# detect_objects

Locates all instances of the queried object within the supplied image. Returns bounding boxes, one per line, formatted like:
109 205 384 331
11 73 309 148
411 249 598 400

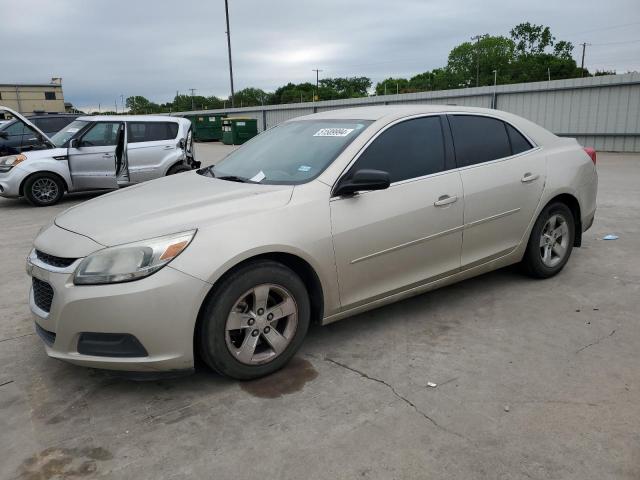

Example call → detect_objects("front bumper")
0 165 28 198
27 252 211 372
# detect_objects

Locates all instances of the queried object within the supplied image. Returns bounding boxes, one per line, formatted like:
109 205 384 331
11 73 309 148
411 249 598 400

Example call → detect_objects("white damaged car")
0 107 199 206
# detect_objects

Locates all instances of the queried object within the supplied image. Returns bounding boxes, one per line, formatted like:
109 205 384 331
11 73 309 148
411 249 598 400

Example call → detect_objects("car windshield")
210 119 372 184
50 120 90 147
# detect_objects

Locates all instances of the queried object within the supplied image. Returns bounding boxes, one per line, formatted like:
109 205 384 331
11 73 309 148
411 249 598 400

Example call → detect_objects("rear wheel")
24 173 64 207
522 202 575 278
198 260 310 380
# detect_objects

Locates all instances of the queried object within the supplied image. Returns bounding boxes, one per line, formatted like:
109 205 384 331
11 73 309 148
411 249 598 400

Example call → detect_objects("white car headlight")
0 154 26 172
74 230 196 285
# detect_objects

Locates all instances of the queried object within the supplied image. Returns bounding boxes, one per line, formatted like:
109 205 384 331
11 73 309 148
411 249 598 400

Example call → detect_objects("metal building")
0 78 66 116
173 73 640 152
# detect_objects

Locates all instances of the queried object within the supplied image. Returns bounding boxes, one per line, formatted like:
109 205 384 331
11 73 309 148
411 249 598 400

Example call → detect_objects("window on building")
44 92 56 100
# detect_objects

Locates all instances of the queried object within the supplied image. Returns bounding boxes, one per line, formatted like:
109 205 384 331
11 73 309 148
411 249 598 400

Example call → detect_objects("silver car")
26 105 597 379
0 107 198 206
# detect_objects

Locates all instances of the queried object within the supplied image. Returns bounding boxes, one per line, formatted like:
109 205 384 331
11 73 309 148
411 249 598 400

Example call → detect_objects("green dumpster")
222 117 258 145
184 114 226 141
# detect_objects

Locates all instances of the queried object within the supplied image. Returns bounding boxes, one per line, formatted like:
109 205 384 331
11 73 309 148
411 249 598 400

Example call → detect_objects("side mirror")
0 131 8 139
334 169 391 196
69 138 79 149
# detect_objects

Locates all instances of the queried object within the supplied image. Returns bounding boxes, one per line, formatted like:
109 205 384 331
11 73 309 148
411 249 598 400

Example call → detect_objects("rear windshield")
211 120 372 185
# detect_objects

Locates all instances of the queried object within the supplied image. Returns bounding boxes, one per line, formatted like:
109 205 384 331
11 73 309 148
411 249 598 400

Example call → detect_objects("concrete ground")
0 149 638 480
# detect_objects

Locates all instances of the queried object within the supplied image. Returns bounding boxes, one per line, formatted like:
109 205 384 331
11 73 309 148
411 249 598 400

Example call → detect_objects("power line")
566 21 640 36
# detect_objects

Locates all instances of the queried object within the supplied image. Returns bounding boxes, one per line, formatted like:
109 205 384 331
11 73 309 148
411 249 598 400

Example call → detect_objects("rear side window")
506 123 533 154
449 115 512 167
352 116 446 183
127 122 179 143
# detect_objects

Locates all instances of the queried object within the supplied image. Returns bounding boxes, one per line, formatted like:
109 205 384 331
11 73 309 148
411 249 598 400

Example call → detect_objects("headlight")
73 230 196 285
0 154 26 172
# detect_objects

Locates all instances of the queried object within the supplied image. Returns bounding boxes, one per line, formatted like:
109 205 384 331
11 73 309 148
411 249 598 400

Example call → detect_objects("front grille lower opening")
32 278 54 313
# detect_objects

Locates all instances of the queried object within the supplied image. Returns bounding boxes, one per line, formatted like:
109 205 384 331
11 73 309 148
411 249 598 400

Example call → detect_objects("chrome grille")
35 250 77 268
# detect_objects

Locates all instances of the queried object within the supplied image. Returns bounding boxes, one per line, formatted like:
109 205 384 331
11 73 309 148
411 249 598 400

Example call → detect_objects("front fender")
15 158 72 193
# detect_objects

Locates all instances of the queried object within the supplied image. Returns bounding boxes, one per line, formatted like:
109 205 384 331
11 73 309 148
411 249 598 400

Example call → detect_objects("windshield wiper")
217 175 258 184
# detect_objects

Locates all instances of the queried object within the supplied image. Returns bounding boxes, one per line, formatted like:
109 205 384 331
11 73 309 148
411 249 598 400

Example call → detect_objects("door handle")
162 145 173 150
521 173 539 183
434 195 458 207
102 153 113 158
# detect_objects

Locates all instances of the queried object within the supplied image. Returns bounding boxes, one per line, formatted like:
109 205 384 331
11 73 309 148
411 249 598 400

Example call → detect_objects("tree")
233 87 271 107
126 96 160 114
375 77 410 95
447 35 515 87
510 22 554 56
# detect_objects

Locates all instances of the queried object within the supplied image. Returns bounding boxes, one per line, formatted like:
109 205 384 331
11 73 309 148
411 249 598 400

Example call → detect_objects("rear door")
330 115 464 309
126 121 180 182
67 121 121 190
448 114 546 268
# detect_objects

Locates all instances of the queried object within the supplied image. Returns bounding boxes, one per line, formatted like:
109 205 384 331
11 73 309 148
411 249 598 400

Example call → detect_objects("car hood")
54 171 294 246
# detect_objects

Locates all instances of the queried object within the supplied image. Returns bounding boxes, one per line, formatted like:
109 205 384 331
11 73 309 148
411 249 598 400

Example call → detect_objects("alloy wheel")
539 214 570 268
225 283 298 365
31 178 59 204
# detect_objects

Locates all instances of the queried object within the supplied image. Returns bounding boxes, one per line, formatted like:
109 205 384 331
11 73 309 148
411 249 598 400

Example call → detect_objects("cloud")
1 0 638 110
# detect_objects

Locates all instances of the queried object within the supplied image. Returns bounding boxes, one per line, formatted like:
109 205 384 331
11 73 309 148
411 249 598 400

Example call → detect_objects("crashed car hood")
55 171 294 246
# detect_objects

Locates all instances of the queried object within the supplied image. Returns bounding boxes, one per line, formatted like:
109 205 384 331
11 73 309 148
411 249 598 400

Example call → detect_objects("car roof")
76 115 185 123
294 104 558 146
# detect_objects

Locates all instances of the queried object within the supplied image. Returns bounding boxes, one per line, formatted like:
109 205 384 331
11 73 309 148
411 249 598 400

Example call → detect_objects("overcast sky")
1 0 639 111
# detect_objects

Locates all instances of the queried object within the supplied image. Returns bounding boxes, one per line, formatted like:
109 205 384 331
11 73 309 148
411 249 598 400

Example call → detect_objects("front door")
68 122 122 191
330 116 464 309
448 114 547 267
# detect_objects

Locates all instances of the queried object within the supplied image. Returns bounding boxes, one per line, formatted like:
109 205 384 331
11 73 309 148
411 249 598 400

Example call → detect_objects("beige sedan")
26 105 598 379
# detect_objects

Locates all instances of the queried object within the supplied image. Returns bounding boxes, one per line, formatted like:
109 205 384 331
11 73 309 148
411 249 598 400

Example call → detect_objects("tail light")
583 147 597 165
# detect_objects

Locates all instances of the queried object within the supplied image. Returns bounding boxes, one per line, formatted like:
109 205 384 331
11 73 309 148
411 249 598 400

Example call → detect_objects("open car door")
67 122 123 191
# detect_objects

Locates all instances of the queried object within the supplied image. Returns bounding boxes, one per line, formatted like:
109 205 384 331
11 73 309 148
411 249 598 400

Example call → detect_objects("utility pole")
312 69 322 101
115 100 118 114
579 42 591 76
120 94 125 112
492 70 497 109
471 35 482 87
224 0 235 107
189 88 196 110
396 83 399 95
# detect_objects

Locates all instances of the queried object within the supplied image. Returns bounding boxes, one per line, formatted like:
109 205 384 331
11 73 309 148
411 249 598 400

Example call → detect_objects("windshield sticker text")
313 128 354 137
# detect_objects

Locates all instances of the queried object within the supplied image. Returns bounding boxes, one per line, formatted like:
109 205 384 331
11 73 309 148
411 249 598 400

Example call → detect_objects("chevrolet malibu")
26 105 597 380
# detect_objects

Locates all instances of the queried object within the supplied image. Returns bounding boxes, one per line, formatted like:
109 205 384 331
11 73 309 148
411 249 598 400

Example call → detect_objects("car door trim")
349 208 520 265
463 207 521 229
351 224 465 264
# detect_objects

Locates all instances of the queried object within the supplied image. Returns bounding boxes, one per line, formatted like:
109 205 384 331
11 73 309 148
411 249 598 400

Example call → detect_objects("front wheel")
198 260 310 380
167 163 192 175
24 173 64 207
521 202 575 278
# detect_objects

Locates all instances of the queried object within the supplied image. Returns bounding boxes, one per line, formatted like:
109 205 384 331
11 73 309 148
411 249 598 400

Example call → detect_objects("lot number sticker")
314 128 354 137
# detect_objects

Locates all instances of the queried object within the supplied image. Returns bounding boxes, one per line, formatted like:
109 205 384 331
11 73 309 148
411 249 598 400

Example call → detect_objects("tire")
23 173 64 207
167 163 192 175
521 202 575 278
198 260 310 380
